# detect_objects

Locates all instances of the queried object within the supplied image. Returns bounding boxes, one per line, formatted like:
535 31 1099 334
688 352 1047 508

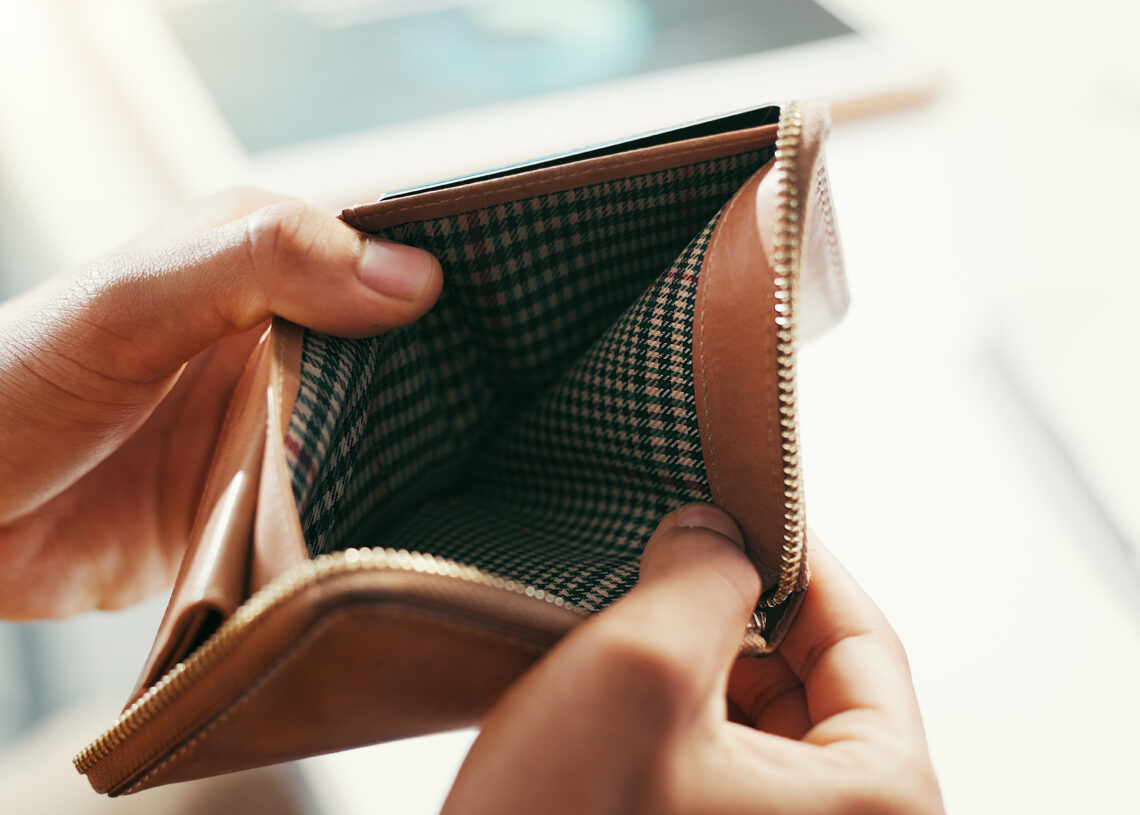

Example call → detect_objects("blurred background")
1 0 1138 812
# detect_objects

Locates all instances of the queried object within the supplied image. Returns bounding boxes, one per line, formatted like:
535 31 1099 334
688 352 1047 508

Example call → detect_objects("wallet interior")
286 146 775 611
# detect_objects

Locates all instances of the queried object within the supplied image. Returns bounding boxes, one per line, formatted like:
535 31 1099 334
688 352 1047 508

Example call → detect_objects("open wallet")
75 100 848 795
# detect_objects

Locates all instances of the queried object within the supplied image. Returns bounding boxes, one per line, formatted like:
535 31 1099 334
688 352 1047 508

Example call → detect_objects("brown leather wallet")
74 100 847 795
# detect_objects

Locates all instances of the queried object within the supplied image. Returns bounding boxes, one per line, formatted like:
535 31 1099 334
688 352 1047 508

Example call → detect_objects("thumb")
0 200 440 521
54 200 441 382
580 504 762 704
440 509 759 815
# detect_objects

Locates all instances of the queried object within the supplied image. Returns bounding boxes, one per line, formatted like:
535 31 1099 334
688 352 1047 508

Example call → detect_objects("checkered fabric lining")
285 146 774 612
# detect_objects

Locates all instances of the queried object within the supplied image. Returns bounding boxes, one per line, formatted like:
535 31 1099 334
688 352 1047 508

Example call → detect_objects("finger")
780 531 926 743
0 202 441 521
56 200 442 383
568 504 761 718
727 656 811 739
441 505 761 815
635 503 761 675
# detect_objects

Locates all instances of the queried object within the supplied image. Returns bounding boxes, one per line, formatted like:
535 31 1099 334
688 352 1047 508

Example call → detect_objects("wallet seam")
814 163 846 312
699 189 751 508
345 127 777 231
124 616 329 794
123 601 550 794
269 329 288 549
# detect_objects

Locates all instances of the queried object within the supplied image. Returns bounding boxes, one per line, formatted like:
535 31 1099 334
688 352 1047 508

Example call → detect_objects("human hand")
0 189 441 619
443 505 944 815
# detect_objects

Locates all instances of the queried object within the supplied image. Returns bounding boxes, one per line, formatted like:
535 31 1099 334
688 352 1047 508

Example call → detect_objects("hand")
443 505 944 815
0 189 441 619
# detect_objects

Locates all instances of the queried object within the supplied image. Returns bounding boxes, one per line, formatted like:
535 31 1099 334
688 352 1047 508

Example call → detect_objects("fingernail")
360 239 436 301
674 504 745 547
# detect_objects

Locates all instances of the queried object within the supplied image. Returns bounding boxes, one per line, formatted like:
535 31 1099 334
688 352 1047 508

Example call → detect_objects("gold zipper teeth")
73 547 575 775
764 101 808 609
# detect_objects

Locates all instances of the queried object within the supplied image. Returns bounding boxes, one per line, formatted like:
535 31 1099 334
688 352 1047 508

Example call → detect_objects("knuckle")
577 622 704 719
644 524 759 609
799 621 907 685
243 201 324 274
889 629 914 671
867 778 945 815
843 743 945 815
890 749 945 815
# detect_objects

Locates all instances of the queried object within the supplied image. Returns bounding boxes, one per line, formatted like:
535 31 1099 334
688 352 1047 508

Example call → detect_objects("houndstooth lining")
285 147 774 611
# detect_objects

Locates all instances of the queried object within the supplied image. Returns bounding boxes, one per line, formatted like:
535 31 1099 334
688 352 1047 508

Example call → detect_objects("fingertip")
359 238 442 305
598 504 760 686
639 503 760 611
231 204 444 339
643 504 748 568
673 503 744 547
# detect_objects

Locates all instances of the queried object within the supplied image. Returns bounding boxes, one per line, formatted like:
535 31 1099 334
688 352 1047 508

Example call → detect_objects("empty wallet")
75 100 848 795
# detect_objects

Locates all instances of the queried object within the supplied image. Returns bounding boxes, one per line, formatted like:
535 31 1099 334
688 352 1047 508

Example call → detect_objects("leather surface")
692 164 786 595
126 610 547 792
133 323 308 700
342 123 779 231
87 570 580 795
250 321 308 592
798 116 849 341
130 330 274 701
691 101 841 650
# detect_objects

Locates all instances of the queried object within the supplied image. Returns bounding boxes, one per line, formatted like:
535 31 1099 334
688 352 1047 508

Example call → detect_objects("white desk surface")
2 1 1139 813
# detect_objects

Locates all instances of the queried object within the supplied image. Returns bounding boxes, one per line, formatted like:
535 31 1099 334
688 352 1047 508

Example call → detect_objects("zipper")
75 101 810 778
73 547 579 775
763 100 809 608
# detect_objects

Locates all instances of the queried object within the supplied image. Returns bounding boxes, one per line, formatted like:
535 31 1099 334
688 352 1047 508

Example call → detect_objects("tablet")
74 0 937 205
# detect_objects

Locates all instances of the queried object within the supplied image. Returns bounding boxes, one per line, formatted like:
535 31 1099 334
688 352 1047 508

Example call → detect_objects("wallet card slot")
128 335 273 701
379 104 780 201
343 122 780 232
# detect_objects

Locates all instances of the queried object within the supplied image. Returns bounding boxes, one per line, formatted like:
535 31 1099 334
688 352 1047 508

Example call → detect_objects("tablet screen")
162 0 853 153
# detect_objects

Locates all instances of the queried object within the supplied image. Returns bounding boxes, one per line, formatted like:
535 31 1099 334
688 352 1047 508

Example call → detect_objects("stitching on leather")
273 330 284 432
272 328 311 556
124 602 550 794
348 129 777 229
124 623 326 794
813 163 846 310
814 164 842 282
271 330 288 548
352 131 768 223
699 186 750 508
